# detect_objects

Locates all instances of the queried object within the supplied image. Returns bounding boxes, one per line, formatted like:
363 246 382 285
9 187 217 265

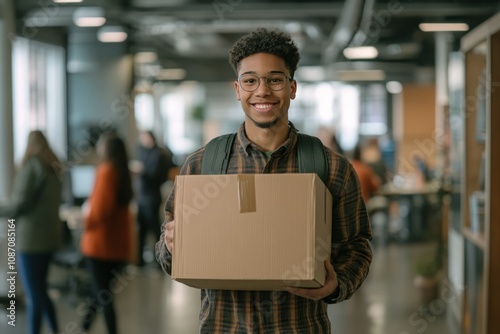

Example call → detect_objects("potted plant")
413 242 444 304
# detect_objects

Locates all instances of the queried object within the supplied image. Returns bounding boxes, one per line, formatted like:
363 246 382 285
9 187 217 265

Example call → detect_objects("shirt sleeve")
322 158 373 304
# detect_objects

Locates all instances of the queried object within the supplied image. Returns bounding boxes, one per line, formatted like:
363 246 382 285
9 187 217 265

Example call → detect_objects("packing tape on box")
237 174 256 213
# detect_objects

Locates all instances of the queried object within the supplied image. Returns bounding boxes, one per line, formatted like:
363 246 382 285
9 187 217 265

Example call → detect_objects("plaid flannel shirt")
156 122 372 334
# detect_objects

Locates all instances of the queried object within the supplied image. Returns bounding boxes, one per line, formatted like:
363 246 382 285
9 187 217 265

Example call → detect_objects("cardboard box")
172 173 332 290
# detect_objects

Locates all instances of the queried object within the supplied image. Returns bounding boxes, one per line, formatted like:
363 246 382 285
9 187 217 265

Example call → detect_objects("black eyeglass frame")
237 74 293 92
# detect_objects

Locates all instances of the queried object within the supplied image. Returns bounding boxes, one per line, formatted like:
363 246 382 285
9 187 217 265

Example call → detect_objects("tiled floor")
0 242 451 334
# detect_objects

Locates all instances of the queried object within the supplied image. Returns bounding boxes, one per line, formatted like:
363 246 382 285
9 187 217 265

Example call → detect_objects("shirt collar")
237 121 299 157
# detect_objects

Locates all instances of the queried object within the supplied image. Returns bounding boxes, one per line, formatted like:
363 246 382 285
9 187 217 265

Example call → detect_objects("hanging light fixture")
419 23 469 32
97 26 128 43
53 0 83 3
73 7 106 27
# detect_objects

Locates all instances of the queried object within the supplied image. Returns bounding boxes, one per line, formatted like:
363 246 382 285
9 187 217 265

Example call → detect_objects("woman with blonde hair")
0 130 62 334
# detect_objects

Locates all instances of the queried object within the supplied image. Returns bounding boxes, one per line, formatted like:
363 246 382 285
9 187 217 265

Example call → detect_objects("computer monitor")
70 165 96 205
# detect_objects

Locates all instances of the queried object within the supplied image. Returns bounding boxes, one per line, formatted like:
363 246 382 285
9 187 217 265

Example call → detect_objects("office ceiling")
11 0 500 82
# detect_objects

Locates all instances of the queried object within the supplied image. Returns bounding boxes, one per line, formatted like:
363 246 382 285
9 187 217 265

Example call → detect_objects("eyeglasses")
238 74 292 92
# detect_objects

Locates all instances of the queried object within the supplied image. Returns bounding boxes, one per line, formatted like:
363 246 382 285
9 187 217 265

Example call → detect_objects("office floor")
0 241 452 334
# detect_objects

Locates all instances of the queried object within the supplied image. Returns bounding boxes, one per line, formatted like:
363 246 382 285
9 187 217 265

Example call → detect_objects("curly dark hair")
228 28 301 78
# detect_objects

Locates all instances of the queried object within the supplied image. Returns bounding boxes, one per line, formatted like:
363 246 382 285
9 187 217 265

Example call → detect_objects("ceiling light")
53 0 83 3
295 66 325 81
386 81 403 94
97 26 128 43
343 46 378 59
156 68 186 80
335 70 385 81
419 23 469 32
73 7 106 27
135 52 158 63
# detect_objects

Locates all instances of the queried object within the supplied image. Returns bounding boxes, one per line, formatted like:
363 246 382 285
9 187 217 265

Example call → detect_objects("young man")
156 28 372 333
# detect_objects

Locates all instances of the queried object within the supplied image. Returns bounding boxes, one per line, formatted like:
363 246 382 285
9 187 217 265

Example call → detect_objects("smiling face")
234 53 297 132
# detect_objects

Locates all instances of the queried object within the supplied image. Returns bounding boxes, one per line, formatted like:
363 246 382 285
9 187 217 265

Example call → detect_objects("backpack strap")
296 133 329 185
201 133 237 175
201 132 329 185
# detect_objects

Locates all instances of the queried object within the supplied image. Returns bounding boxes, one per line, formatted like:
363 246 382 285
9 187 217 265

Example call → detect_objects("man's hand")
285 260 338 300
165 220 175 254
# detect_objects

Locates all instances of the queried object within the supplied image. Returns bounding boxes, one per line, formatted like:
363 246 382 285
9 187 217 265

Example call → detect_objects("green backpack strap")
201 132 329 185
201 133 237 175
296 133 329 185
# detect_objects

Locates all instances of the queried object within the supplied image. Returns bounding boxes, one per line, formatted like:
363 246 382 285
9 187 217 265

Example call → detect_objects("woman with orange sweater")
80 134 133 334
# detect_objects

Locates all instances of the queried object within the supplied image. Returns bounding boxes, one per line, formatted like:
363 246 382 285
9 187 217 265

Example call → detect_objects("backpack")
201 133 329 185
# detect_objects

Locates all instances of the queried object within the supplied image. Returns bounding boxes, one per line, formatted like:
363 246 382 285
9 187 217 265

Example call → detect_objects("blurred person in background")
328 133 344 155
317 126 344 154
362 137 388 185
0 130 62 334
80 133 133 334
156 28 372 333
136 130 173 267
350 144 381 203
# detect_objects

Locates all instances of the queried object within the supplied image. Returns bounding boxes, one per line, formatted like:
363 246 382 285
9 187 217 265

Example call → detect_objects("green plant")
414 241 445 278
191 104 205 121
414 255 441 278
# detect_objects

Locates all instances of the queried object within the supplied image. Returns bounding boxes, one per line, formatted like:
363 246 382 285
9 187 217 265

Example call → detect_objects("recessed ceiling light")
97 26 128 43
419 23 469 32
157 68 186 80
135 52 158 63
335 70 385 81
53 0 83 3
73 7 106 27
295 66 325 81
343 46 378 59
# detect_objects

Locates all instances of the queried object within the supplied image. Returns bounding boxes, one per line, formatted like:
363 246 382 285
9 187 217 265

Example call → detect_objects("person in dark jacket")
136 131 173 267
0 130 62 334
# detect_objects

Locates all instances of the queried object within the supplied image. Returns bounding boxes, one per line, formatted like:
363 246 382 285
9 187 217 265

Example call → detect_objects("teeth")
254 104 273 109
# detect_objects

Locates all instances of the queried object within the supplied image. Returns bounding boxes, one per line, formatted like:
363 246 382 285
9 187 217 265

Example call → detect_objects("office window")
161 92 187 154
359 84 388 136
12 37 66 163
134 93 155 130
290 82 359 151
337 84 360 151
159 82 205 157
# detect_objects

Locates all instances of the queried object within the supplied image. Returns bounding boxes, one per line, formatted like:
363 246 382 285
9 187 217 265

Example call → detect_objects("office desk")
59 205 85 230
379 182 442 242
